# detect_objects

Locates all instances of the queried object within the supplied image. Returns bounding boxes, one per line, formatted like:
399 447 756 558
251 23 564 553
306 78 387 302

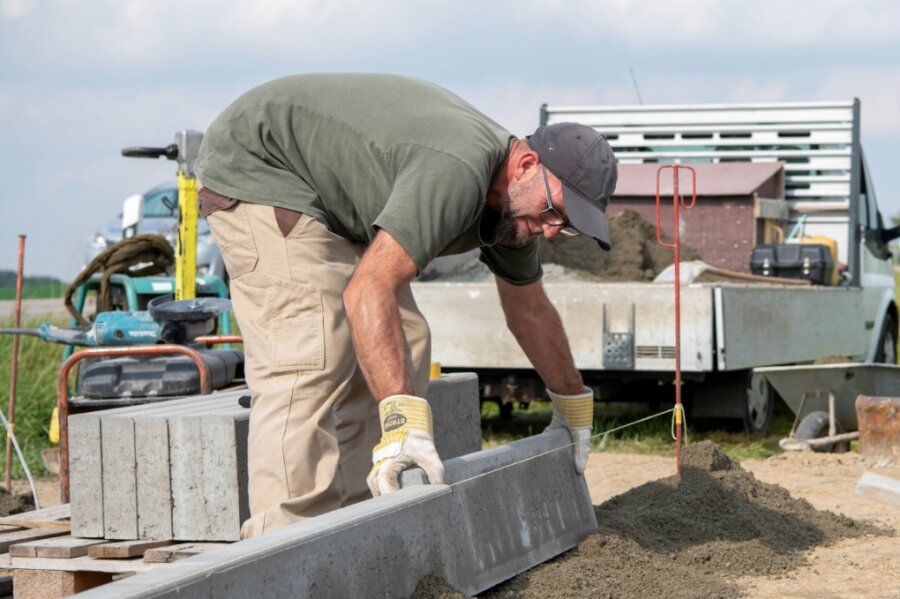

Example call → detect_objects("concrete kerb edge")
71 484 449 599
73 430 596 598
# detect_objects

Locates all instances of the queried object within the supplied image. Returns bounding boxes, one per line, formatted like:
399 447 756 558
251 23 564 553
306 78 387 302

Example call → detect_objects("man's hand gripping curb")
545 387 594 474
367 395 444 496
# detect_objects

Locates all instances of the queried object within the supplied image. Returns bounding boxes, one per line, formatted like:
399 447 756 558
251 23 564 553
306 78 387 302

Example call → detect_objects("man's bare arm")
495 276 584 394
343 230 419 400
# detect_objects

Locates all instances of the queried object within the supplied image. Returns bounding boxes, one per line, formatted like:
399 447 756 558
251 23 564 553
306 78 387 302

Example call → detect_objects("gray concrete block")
71 390 251 542
200 414 249 541
135 417 172 540
100 417 137 540
73 429 596 598
169 415 206 541
69 415 104 538
427 372 481 460
135 397 245 541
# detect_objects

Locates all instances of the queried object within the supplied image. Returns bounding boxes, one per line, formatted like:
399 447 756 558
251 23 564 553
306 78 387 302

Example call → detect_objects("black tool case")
75 348 244 401
750 243 835 285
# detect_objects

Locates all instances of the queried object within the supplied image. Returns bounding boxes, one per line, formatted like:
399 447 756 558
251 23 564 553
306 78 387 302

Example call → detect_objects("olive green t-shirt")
195 73 541 284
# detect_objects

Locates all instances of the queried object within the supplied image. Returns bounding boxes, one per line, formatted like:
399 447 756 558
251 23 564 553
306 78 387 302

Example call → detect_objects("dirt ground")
580 449 900 599
10 451 900 599
7 477 59 511
415 445 899 599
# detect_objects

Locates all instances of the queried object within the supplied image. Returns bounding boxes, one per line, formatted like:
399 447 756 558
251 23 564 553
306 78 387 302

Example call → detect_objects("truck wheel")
874 313 897 364
744 371 774 435
794 411 850 453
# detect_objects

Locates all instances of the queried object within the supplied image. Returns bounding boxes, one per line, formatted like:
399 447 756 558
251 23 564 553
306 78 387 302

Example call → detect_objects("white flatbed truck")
412 100 898 433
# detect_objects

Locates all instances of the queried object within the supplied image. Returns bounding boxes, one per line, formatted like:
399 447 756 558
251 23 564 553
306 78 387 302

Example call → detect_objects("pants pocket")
208 203 259 279
261 276 325 372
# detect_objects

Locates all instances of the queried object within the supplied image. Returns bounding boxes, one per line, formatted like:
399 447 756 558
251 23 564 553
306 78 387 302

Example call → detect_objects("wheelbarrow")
754 362 900 452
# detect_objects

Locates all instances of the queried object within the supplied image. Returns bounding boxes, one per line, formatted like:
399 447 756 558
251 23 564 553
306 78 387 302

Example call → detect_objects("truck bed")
411 281 867 374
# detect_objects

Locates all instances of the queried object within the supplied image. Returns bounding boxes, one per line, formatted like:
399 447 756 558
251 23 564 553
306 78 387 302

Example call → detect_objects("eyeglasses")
538 167 580 237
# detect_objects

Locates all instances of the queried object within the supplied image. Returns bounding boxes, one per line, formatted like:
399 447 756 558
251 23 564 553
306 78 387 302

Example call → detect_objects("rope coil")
64 234 174 326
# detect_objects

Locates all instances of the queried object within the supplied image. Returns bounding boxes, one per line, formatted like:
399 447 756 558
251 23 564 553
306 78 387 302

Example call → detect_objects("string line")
441 407 680 490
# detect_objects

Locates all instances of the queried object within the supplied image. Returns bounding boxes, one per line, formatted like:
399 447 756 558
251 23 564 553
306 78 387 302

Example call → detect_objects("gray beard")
493 189 532 248
494 214 531 248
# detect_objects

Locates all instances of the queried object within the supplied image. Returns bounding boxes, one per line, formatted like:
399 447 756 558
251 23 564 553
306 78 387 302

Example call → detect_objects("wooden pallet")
0 504 231 599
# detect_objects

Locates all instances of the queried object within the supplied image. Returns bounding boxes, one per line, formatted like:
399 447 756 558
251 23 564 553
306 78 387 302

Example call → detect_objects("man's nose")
541 222 560 239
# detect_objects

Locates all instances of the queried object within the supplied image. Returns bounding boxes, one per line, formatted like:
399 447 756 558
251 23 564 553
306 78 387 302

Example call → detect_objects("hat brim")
561 182 612 251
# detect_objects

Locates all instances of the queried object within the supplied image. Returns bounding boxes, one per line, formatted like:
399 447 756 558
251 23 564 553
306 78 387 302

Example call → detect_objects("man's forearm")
497 278 584 394
343 282 413 400
511 306 584 394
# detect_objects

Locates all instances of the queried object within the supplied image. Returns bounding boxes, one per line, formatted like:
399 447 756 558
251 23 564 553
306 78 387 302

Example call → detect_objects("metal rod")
789 391 812 438
5 235 26 489
57 344 213 503
655 165 696 475
194 335 243 346
828 392 836 438
805 431 859 448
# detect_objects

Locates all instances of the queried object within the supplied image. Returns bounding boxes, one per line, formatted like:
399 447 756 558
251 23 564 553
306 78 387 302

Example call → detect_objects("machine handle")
121 144 179 160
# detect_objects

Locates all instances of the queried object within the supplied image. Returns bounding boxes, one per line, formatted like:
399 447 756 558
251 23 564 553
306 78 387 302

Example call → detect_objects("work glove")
545 387 594 474
367 395 444 496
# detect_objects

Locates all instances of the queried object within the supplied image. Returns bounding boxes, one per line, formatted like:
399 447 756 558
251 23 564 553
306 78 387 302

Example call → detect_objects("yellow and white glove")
545 387 594 474
367 395 444 497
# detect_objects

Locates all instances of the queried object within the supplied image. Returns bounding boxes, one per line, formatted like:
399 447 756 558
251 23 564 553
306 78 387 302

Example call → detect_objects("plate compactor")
1 295 243 405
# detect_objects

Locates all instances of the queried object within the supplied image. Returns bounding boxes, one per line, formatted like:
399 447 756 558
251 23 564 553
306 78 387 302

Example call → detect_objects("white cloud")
0 0 33 20
816 66 900 137
546 0 900 49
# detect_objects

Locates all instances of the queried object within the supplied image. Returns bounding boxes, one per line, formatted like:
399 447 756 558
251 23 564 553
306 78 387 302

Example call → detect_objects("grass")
0 281 67 300
0 315 66 478
481 397 796 463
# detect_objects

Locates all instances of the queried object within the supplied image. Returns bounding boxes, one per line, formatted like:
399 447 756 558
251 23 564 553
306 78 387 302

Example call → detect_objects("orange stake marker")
655 166 696 474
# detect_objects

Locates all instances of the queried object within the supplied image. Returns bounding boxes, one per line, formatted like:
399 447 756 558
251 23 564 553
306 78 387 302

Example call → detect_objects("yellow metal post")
176 170 198 300
122 129 203 300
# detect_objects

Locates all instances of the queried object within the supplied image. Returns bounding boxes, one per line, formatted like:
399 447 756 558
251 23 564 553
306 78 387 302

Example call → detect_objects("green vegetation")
481 398 795 462
0 271 67 300
0 316 66 478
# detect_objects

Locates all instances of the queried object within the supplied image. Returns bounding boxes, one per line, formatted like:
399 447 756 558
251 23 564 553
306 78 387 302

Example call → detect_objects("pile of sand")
537 209 699 282
430 210 699 283
412 442 886 599
0 486 34 517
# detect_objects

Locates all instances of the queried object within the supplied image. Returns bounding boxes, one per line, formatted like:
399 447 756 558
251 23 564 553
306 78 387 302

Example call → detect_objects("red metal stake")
655 166 696 474
5 235 26 490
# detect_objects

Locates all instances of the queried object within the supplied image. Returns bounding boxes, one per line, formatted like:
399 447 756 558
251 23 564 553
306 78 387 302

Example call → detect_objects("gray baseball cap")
527 122 618 250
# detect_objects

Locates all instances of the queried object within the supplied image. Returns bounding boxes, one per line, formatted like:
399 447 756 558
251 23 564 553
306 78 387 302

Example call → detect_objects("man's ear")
513 149 541 181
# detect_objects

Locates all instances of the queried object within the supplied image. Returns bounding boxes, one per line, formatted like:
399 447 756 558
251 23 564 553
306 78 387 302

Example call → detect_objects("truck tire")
743 371 774 436
874 313 897 364
794 410 850 453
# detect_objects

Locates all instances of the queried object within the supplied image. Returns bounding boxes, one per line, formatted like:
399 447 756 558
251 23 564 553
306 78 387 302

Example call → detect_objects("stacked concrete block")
70 391 249 541
70 374 480 543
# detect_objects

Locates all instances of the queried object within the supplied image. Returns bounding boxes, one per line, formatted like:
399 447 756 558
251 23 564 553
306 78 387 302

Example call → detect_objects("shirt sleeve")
373 150 484 273
479 240 543 285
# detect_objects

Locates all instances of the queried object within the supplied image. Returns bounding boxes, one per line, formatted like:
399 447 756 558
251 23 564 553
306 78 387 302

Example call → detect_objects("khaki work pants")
207 201 432 538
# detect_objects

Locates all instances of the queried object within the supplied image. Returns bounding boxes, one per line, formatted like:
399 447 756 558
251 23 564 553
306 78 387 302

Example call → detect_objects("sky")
2 0 900 279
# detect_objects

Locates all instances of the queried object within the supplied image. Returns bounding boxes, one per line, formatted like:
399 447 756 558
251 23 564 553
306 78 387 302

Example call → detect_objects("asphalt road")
0 298 72 321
